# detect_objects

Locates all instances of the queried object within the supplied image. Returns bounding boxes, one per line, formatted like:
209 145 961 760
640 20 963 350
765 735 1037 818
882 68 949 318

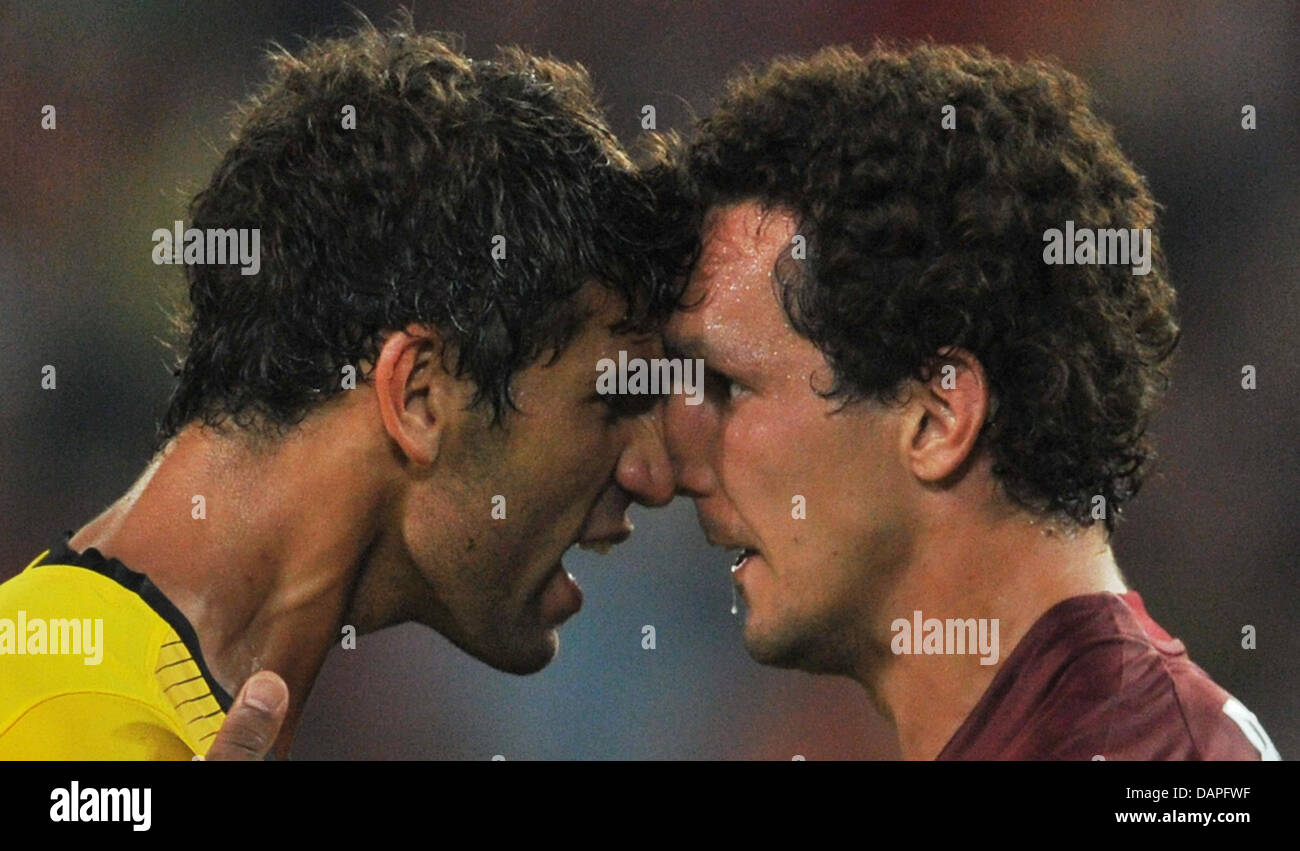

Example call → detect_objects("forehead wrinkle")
700 204 763 270
672 203 803 378
700 203 798 288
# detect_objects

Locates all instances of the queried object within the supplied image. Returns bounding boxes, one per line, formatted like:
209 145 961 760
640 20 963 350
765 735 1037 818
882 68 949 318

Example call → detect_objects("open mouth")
732 548 758 572
539 561 584 626
574 523 631 557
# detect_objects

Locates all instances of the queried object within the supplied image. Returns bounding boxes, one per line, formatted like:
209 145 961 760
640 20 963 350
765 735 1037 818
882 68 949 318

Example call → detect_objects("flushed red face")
664 201 918 675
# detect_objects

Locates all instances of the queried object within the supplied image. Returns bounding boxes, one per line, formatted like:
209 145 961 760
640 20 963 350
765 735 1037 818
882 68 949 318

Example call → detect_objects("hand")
200 670 289 760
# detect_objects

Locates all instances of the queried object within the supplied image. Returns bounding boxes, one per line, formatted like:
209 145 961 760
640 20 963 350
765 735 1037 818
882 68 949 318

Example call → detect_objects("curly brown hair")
669 42 1181 532
159 15 683 444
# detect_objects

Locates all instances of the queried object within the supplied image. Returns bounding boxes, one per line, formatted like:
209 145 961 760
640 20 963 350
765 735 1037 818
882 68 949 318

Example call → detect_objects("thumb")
201 670 289 761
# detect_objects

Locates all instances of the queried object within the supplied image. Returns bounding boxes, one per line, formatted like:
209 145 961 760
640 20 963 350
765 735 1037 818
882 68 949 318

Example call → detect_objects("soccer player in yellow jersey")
0 19 683 760
0 542 295 759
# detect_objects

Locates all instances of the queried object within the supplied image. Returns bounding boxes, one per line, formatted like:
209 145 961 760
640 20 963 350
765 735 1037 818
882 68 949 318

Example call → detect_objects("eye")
704 367 747 406
597 391 663 423
726 377 747 402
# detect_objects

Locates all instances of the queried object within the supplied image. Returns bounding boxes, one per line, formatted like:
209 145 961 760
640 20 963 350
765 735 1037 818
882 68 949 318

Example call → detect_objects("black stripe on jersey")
36 534 235 713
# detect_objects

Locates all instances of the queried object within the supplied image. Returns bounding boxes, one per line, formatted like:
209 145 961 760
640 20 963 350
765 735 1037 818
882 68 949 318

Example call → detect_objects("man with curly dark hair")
0 19 680 759
661 42 1279 760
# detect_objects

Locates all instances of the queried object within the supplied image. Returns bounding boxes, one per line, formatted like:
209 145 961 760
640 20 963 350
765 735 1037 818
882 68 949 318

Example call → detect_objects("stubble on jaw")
743 508 915 714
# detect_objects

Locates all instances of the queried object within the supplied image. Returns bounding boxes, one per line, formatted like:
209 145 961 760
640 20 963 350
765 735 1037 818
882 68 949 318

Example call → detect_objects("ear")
372 325 455 467
900 347 991 484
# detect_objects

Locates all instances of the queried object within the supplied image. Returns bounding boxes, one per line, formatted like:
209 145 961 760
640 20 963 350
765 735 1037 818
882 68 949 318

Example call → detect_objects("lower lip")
539 562 584 626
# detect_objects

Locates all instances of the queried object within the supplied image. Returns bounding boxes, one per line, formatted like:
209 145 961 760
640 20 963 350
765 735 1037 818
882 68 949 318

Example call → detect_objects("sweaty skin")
664 201 1126 759
71 286 674 759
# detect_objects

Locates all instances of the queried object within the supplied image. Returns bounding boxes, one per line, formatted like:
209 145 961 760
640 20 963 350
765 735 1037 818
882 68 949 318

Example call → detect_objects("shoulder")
1013 593 1272 760
0 561 189 758
0 692 195 759
943 592 1276 760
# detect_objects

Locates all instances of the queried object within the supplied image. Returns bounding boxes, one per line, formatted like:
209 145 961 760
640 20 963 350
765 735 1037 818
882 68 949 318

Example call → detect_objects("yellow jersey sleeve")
0 693 195 760
0 547 231 760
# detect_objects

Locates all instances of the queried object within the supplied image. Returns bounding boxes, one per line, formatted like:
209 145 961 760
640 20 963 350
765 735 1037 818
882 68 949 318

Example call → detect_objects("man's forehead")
695 201 798 280
667 201 796 347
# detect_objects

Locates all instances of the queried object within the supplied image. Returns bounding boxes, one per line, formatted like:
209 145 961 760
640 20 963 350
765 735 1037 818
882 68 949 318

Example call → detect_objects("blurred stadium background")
1 0 1296 759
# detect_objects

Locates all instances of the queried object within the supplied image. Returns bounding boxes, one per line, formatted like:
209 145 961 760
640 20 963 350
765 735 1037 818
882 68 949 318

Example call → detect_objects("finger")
202 670 289 761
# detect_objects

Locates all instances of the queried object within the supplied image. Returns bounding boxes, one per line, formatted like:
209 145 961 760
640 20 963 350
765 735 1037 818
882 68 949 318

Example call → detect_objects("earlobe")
373 327 445 467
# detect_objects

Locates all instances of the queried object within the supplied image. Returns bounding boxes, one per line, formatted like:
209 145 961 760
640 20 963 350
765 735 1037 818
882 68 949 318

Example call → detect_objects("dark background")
1 0 1295 759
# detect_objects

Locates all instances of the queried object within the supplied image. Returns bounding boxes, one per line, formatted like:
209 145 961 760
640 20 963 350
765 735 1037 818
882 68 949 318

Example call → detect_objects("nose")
615 406 675 508
663 390 716 499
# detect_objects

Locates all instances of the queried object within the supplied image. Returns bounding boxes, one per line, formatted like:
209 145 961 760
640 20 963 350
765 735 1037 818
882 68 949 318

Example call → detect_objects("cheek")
726 403 898 593
517 406 610 487
723 403 800 483
501 421 615 554
721 400 844 533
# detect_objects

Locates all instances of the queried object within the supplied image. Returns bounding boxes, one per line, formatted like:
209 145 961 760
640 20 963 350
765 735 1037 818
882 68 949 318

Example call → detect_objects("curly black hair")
668 42 1181 533
158 16 683 444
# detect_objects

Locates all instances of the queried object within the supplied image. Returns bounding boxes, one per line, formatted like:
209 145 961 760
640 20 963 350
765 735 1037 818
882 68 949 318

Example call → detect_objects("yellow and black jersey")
0 538 232 759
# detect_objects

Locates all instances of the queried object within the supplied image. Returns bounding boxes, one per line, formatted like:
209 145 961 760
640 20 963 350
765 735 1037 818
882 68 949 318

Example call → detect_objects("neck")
69 418 387 758
863 508 1126 760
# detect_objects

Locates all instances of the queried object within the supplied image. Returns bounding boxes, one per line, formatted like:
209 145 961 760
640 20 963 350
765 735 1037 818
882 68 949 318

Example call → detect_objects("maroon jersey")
938 591 1279 760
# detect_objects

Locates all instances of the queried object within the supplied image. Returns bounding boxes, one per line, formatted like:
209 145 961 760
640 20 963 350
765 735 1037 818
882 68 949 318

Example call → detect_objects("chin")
476 629 559 675
743 628 804 670
433 617 561 674
743 612 851 676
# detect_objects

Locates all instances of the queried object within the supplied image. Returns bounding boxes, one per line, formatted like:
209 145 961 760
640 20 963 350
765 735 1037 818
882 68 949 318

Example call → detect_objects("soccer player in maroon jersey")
659 43 1279 760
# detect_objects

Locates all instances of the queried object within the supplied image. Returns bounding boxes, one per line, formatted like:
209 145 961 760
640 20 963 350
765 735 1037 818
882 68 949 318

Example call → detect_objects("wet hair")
159 16 683 443
667 42 1180 532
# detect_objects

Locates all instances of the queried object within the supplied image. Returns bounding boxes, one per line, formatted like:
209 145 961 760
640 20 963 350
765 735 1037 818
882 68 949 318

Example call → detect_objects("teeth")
579 541 614 555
